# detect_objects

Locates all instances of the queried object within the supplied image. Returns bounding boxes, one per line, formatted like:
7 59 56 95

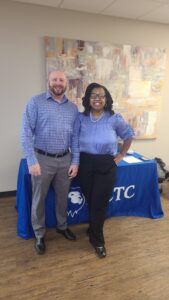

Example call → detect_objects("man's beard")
49 84 67 97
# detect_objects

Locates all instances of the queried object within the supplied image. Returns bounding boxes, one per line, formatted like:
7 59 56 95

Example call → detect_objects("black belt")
35 148 69 158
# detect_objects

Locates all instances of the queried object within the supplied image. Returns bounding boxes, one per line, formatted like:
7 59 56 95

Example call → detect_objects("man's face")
48 71 67 98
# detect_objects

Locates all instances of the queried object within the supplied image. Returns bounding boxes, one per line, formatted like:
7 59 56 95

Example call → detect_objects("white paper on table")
122 156 142 163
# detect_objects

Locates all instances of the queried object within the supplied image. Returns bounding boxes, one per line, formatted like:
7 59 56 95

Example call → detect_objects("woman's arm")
114 138 133 164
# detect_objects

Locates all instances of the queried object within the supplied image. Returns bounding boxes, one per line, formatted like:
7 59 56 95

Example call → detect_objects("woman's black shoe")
95 246 106 258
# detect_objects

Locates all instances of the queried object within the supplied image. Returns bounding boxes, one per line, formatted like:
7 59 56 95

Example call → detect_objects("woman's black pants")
79 152 116 247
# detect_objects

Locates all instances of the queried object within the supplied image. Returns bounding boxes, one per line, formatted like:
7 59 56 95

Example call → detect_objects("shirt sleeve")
20 98 38 166
70 110 80 165
114 113 135 140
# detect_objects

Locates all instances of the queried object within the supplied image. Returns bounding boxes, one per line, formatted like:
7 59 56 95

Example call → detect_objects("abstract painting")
44 36 166 139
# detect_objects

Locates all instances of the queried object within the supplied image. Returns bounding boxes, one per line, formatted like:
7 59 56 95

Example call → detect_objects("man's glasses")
90 93 106 100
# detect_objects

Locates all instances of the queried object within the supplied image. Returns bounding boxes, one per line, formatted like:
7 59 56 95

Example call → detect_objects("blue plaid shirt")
21 91 79 166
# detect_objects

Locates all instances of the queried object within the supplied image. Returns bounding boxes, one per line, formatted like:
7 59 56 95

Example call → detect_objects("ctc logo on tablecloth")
67 186 86 217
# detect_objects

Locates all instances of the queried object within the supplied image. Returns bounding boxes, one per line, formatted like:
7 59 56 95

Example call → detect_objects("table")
16 153 163 239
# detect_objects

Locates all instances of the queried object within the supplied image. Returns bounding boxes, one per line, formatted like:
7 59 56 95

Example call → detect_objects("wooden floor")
0 197 169 300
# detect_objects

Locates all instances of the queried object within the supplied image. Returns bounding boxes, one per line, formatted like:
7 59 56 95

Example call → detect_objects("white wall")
0 0 169 191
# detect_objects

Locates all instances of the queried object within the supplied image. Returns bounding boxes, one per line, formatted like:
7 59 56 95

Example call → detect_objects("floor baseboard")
0 191 16 198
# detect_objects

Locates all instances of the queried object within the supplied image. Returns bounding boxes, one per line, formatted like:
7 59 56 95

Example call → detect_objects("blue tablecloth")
16 153 163 239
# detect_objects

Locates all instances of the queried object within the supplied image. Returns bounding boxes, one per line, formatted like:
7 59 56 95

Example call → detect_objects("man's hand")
68 165 79 179
28 163 41 176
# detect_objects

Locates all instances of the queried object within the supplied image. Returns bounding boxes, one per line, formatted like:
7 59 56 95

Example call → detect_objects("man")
21 70 79 254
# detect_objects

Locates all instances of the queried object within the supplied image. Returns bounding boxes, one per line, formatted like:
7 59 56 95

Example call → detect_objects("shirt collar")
46 91 68 104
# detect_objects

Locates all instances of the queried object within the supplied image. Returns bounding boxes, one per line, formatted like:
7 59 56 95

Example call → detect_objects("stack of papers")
122 156 142 163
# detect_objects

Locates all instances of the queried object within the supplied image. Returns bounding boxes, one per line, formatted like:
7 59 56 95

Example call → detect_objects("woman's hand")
114 153 124 164
114 138 133 164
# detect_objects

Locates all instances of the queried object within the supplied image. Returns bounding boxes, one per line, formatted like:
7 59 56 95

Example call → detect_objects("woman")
78 82 134 258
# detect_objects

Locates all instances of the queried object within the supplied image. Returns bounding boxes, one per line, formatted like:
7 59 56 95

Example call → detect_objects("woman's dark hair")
82 82 114 115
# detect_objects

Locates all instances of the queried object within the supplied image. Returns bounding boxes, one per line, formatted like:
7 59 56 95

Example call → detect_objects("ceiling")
12 0 169 25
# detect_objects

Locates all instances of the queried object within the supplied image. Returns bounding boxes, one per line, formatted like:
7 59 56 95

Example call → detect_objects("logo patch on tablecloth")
67 187 86 217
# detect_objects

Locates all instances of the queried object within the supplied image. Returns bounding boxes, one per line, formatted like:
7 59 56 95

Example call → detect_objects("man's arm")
68 112 80 178
21 98 41 176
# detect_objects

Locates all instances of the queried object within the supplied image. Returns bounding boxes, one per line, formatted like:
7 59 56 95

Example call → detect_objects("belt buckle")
55 150 67 158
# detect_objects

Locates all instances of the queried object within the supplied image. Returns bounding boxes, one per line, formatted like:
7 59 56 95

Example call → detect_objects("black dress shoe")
35 237 46 255
56 228 76 241
95 246 106 258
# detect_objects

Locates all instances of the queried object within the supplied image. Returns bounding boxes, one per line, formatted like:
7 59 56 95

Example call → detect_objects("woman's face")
89 87 106 112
